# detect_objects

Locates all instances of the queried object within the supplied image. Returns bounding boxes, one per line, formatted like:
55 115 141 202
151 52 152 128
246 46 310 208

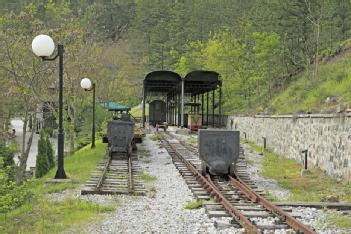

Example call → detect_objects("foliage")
149 134 158 141
45 135 54 169
323 211 351 229
1 197 115 234
0 158 32 214
184 199 203 209
246 141 351 202
35 131 50 178
139 171 157 183
0 141 107 233
270 51 351 113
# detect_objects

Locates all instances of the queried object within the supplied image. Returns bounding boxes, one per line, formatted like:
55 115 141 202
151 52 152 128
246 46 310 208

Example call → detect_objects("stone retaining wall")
228 114 351 183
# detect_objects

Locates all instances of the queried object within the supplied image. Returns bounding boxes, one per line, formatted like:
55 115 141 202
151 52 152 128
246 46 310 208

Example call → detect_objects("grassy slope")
246 141 351 203
0 141 115 234
246 141 351 229
270 50 351 114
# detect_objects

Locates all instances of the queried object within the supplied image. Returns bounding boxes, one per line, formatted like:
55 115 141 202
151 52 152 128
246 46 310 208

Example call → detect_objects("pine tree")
46 135 55 169
35 131 49 178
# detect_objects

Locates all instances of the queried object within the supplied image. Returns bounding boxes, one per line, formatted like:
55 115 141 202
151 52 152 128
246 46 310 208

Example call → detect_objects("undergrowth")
0 141 114 233
149 134 158 141
324 211 351 229
184 199 203 209
245 141 351 203
270 52 351 114
139 171 157 182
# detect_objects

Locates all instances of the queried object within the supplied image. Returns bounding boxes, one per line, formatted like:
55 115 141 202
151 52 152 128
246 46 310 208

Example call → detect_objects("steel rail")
128 156 134 193
229 175 316 234
97 156 111 191
157 132 260 234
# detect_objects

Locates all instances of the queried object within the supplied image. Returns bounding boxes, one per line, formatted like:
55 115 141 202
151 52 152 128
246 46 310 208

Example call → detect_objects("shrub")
46 135 55 169
35 131 49 178
0 159 32 214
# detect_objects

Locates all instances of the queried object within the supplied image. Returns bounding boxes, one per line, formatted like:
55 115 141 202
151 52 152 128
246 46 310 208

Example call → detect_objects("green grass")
186 136 197 145
130 105 148 118
1 198 115 233
139 171 157 183
270 52 351 114
149 134 158 141
246 141 351 202
0 141 115 233
324 211 351 229
184 199 203 209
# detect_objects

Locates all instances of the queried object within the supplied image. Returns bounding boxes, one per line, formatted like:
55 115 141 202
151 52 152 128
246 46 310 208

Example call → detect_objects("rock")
326 195 339 202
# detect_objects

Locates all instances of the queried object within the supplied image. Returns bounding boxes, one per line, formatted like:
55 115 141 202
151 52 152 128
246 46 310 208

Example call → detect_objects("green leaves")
35 130 54 178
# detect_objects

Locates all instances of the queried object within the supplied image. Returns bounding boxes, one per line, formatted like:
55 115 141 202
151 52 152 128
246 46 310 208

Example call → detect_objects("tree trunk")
314 23 320 79
17 113 37 183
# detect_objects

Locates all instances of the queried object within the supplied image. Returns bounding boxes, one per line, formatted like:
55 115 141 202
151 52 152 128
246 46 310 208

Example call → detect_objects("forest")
1 0 351 216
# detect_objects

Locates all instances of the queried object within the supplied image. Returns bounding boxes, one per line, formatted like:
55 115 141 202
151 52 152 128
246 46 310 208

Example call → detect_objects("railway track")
157 131 316 233
81 152 146 195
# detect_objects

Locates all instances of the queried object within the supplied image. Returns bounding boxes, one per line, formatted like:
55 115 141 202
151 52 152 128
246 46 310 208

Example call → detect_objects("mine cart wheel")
229 164 235 176
132 140 137 152
201 160 207 176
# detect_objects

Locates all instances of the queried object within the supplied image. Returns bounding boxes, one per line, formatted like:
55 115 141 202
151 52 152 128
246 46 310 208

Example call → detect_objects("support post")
181 79 184 128
206 92 209 126
212 89 215 128
201 93 204 125
142 81 146 128
55 44 67 179
262 137 266 149
166 95 168 124
219 84 222 127
302 149 308 170
91 83 96 148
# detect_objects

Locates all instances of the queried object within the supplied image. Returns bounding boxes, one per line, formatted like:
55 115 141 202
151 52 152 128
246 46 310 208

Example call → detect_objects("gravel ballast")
83 134 242 234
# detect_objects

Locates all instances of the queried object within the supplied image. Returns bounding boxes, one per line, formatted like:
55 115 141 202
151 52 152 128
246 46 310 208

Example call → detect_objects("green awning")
100 102 131 111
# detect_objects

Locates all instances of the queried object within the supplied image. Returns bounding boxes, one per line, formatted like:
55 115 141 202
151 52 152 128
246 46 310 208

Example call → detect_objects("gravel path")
82 134 243 234
56 130 350 234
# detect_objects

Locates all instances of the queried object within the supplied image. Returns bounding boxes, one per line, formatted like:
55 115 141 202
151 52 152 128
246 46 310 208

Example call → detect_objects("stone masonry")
228 114 351 183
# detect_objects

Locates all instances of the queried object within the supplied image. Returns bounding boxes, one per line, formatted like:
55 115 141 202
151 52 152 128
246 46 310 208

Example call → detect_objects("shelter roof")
144 70 181 93
183 70 221 95
100 102 131 111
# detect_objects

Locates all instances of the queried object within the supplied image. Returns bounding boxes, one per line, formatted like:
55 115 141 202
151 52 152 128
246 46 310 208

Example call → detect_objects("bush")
46 135 55 169
0 159 32 214
35 131 49 178
0 143 16 180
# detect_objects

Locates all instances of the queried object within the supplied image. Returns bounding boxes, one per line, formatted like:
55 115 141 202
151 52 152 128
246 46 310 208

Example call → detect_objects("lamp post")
80 78 96 148
32 34 67 179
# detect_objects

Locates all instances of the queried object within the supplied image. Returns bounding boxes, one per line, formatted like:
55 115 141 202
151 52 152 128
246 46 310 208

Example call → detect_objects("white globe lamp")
31 35 55 57
81 78 92 90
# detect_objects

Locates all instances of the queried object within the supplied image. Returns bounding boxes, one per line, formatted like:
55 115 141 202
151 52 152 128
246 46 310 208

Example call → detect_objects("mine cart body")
149 100 166 127
107 119 135 154
188 114 202 131
198 129 240 175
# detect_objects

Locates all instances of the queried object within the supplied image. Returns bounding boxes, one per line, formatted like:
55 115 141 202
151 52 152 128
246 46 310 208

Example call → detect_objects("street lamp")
32 34 67 179
80 78 96 148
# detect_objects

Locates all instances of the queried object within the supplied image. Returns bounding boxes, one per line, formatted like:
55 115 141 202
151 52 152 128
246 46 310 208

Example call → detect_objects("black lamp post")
80 78 96 148
32 34 67 179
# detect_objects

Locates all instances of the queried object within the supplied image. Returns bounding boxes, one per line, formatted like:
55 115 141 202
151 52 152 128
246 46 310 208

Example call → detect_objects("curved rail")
97 157 111 191
157 132 260 233
158 131 316 233
128 156 134 193
229 175 316 234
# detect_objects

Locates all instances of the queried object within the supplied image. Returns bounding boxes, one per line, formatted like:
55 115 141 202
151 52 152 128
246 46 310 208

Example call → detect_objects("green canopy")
100 102 131 111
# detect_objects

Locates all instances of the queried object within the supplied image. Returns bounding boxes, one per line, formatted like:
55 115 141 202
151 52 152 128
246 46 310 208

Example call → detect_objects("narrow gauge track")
81 152 146 195
157 131 316 234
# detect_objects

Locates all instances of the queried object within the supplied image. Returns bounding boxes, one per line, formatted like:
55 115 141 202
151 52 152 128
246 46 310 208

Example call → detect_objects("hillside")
268 42 351 114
